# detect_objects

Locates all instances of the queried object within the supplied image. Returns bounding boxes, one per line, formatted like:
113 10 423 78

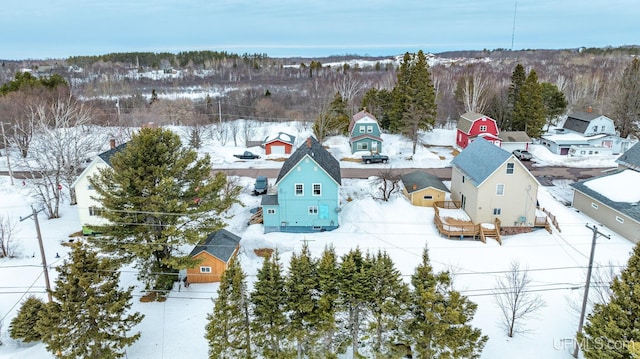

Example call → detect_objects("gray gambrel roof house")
189 229 241 263
450 138 511 186
276 136 341 185
616 142 640 171
401 170 449 193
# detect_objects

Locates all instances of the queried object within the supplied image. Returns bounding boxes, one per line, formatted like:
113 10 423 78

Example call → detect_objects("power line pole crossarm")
573 223 610 358
20 206 53 303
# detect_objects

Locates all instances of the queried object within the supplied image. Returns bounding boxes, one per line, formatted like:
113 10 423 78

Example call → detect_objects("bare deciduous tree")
0 215 19 258
494 261 546 337
333 73 364 116
370 168 401 202
457 68 491 114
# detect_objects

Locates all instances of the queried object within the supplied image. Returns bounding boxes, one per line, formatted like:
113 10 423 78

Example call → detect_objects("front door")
371 142 378 153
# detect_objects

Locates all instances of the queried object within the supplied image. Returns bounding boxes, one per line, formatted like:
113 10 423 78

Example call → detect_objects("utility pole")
20 206 53 303
218 100 222 124
573 223 610 358
1 121 14 185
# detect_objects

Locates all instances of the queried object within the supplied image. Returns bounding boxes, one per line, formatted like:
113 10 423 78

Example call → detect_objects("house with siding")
349 110 383 154
450 137 539 227
261 137 341 233
456 112 501 150
186 229 241 283
72 139 127 234
400 170 449 207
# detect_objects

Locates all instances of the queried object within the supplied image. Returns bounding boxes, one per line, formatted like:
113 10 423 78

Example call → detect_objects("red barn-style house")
456 112 501 150
263 132 296 155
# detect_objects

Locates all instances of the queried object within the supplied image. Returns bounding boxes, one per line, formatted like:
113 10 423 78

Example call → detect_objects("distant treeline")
66 50 270 69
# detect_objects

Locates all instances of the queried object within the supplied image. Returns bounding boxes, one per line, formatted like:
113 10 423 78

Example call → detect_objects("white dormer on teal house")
261 137 342 233
349 110 383 154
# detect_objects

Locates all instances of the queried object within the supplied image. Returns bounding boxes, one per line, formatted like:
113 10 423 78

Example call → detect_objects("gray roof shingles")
570 170 640 223
616 142 640 171
563 111 603 134
401 170 449 193
98 143 128 166
276 137 341 185
189 229 241 262
450 137 511 186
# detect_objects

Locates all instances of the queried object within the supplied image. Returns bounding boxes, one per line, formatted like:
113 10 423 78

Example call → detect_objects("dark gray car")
254 176 268 195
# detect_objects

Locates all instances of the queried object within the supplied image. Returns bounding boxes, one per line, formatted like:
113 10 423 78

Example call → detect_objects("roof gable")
276 137 341 185
264 132 295 145
563 112 609 133
349 110 380 133
451 137 511 185
189 229 241 262
616 142 640 171
457 112 497 134
401 171 449 193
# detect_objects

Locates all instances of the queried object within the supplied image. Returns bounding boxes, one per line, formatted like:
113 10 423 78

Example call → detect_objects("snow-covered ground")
0 122 632 359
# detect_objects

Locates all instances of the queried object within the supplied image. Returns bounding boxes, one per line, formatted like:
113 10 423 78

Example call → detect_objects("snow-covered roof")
571 169 640 222
542 132 606 143
264 132 295 145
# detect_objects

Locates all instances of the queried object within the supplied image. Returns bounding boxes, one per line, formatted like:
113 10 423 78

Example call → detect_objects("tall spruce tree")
504 63 527 130
407 247 487 359
512 69 546 138
612 58 640 138
540 82 568 131
316 245 341 355
36 244 143 359
250 250 292 358
362 88 393 130
205 257 252 359
578 243 640 359
9 296 46 343
285 243 320 358
367 250 410 357
338 248 373 357
89 127 240 291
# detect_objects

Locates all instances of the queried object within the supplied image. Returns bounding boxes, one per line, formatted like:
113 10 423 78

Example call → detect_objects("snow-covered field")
0 122 633 359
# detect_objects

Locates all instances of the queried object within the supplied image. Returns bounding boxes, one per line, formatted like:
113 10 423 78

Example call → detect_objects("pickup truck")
361 153 389 164
233 151 260 160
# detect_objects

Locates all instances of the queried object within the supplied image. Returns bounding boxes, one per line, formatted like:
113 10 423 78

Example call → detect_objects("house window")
423 195 433 200
479 125 487 132
266 208 276 215
616 216 624 224
89 206 105 216
87 184 94 190
462 176 465 183
493 208 502 215
592 125 598 132
313 183 321 196
601 125 606 132
506 163 514 174
461 194 467 209
458 133 462 141
496 184 504 196
356 142 369 151
200 266 212 273
359 126 365 133
591 202 599 209
367 125 373 133
308 206 318 214
295 183 304 196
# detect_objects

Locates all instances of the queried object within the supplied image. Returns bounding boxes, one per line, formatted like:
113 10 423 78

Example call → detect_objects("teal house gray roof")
276 137 341 185
570 170 640 223
450 137 511 186
616 142 640 171
189 229 241 263
401 170 449 193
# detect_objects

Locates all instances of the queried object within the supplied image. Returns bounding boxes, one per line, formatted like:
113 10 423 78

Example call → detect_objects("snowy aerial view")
0 114 637 358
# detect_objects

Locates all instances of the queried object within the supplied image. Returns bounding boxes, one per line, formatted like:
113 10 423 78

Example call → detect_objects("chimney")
109 139 116 149
306 137 312 148
587 106 592 113
412 184 417 191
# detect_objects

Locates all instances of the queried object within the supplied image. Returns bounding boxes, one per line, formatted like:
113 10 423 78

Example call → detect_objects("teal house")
261 137 342 233
349 110 383 154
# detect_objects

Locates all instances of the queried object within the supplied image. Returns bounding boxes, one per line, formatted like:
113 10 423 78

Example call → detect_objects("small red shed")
456 112 501 150
263 132 296 155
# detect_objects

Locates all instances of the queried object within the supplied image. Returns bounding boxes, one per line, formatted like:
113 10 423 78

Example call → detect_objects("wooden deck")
433 201 501 245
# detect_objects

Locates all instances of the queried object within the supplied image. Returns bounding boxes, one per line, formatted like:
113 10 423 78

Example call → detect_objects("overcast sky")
3 0 638 60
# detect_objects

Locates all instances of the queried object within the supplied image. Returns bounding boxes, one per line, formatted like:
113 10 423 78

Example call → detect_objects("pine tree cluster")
205 244 487 359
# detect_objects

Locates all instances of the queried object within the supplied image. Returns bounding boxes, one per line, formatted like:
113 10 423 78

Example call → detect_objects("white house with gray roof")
450 138 539 227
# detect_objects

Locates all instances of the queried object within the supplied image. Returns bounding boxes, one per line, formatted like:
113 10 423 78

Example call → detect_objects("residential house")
400 170 449 207
349 110 383 154
456 112 501 150
498 131 532 153
263 132 296 155
569 143 640 243
261 137 341 233
450 137 539 227
186 229 241 283
72 139 127 234
540 111 632 155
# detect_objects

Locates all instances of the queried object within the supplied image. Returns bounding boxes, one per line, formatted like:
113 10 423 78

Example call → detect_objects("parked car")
512 149 533 161
234 151 260 160
254 176 268 195
361 153 389 164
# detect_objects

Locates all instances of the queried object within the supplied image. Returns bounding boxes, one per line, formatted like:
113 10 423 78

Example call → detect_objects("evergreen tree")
89 127 240 291
9 296 46 343
578 243 640 359
338 248 373 357
316 245 341 355
250 251 292 358
540 82 568 131
205 257 252 359
512 69 546 138
361 88 393 130
612 58 640 138
406 247 487 359
367 251 410 357
36 244 143 359
504 63 527 130
328 92 351 135
285 243 320 358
